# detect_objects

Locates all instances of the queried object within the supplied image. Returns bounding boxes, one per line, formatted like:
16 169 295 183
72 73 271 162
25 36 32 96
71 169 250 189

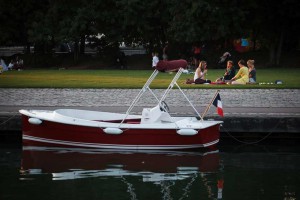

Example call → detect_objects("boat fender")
28 118 43 125
103 128 123 135
177 129 198 136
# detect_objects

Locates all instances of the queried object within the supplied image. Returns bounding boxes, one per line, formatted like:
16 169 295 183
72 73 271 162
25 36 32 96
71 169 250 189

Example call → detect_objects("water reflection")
1 144 299 199
20 146 222 199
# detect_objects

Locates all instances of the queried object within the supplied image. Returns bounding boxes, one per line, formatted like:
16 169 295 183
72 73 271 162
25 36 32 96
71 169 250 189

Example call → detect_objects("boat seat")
141 105 173 124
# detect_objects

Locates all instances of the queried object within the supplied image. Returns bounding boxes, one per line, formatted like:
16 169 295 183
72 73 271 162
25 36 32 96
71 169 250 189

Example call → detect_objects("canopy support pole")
174 82 203 121
119 70 159 126
159 68 203 120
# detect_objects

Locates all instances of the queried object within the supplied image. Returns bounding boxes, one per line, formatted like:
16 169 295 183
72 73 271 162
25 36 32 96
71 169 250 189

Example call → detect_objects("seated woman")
216 60 235 83
186 61 211 84
247 59 256 83
228 59 249 85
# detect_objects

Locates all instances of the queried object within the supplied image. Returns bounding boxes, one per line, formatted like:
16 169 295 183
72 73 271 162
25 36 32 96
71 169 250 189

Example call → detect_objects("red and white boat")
19 60 223 150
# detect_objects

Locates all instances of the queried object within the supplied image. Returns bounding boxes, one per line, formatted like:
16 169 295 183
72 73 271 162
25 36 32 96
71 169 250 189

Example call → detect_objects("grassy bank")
0 69 299 89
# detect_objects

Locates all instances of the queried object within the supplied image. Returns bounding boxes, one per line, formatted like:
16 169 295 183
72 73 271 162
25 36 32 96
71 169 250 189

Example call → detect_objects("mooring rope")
221 118 284 145
0 114 18 126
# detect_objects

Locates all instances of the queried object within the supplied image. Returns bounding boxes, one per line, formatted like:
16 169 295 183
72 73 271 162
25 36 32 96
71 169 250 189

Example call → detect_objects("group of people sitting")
0 57 24 74
186 59 256 85
8 57 24 71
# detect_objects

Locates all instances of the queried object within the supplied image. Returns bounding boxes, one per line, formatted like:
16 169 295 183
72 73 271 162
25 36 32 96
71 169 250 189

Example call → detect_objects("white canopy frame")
119 68 203 127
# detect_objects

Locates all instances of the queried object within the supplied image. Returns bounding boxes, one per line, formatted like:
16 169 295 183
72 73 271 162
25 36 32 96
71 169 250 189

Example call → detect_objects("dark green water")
0 144 299 200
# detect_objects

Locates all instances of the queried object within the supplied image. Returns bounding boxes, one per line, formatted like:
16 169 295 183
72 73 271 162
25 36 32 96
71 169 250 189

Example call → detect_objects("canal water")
1 140 300 200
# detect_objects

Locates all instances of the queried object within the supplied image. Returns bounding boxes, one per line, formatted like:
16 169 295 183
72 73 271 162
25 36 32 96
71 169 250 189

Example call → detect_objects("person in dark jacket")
216 60 236 83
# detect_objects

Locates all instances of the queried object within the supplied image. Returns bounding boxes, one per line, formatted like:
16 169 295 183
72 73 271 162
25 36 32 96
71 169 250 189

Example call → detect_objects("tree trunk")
74 41 79 63
251 28 259 51
269 43 276 66
252 39 256 51
25 43 31 54
80 35 85 55
276 29 284 66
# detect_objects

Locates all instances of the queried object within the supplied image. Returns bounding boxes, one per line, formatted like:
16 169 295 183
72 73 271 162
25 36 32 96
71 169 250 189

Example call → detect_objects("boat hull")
21 115 220 150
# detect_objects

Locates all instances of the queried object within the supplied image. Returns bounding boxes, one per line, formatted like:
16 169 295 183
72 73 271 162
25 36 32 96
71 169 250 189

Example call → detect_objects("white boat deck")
20 109 222 130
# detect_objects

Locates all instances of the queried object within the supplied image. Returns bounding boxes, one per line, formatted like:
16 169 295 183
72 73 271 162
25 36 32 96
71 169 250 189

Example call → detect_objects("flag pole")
201 90 220 119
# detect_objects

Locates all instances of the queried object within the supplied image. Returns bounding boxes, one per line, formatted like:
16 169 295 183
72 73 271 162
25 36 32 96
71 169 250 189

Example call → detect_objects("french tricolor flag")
212 93 224 117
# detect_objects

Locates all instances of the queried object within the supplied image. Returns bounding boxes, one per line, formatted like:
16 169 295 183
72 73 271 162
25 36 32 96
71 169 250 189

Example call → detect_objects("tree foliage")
0 0 299 66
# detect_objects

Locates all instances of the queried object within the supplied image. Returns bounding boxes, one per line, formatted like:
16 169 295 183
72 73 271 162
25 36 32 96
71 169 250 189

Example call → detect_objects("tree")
1 0 298 67
0 0 46 53
115 0 170 53
245 0 300 66
167 0 245 42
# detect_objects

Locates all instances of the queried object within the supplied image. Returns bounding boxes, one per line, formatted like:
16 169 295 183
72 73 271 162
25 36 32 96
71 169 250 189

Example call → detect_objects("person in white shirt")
186 61 211 84
194 61 207 81
8 60 14 70
152 52 159 68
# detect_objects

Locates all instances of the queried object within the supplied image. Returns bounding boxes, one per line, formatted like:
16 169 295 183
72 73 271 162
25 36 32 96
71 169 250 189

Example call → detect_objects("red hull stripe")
23 135 219 150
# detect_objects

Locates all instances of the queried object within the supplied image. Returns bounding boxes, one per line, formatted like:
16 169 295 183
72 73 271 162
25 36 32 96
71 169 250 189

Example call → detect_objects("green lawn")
0 69 299 89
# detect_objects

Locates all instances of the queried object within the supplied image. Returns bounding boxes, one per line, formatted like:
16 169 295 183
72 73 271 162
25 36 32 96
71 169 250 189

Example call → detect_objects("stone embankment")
0 89 299 139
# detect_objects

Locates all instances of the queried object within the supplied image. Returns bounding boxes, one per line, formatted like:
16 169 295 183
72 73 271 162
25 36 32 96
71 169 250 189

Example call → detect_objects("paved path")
1 88 299 117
